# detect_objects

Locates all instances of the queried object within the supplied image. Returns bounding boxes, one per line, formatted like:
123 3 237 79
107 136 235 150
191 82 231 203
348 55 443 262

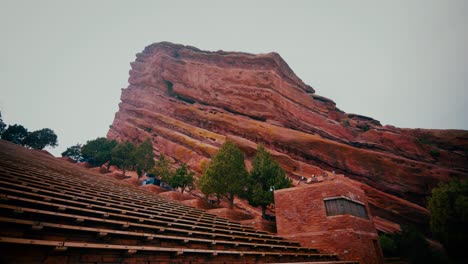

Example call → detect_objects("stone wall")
275 178 384 264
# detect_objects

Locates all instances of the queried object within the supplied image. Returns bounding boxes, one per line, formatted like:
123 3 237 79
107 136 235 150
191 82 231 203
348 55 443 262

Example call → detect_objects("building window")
324 197 368 219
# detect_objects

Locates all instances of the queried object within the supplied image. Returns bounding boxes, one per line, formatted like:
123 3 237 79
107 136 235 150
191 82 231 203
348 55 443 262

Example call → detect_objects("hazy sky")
1 0 467 156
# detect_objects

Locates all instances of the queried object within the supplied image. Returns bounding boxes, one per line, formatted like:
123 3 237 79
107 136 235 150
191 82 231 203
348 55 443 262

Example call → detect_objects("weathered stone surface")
108 41 468 229
275 177 383 263
207 207 253 221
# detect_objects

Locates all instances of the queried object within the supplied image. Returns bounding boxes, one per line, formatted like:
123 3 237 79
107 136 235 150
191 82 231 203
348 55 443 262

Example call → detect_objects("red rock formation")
108 42 468 230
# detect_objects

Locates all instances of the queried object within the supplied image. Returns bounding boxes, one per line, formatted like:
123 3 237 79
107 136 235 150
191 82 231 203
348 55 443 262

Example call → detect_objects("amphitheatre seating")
0 140 358 263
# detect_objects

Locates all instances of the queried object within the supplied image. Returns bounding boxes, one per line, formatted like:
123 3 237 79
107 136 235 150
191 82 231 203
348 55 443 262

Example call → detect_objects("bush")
379 225 447 264
379 234 398 257
428 179 468 261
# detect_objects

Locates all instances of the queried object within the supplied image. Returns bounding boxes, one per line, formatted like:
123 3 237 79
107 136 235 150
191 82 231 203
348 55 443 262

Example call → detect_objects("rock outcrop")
108 42 468 229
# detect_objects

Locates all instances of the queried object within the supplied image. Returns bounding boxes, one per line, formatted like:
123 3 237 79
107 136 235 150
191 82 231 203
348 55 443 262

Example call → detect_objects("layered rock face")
108 42 468 229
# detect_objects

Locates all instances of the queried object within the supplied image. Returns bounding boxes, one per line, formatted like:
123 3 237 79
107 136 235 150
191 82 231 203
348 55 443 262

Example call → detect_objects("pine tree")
246 144 291 217
150 154 173 182
170 163 195 193
111 141 136 177
134 138 155 178
199 141 248 209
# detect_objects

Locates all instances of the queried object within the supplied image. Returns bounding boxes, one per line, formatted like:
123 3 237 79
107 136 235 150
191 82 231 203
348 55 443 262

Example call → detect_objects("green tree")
134 138 155 178
199 141 248 209
379 225 445 264
245 144 292 216
0 111 6 136
1 124 28 145
150 154 173 181
168 163 195 193
61 144 83 162
428 179 468 261
22 128 58 149
379 234 398 257
111 141 136 177
81 137 117 169
198 161 220 203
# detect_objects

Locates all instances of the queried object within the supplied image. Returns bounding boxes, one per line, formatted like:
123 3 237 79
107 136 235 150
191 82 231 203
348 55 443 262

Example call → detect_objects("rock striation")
108 42 468 229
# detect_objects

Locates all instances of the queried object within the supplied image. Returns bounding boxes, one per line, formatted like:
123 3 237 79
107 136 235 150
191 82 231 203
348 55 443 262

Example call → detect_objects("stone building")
275 175 384 264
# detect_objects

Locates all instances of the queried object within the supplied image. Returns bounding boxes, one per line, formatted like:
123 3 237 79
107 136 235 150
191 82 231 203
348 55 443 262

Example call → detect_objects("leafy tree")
0 111 6 136
22 128 58 149
81 137 117 169
199 141 248 209
1 124 28 145
198 163 220 203
168 163 195 193
428 179 468 261
134 138 155 178
61 144 83 162
150 154 173 181
111 141 136 177
379 225 446 264
245 144 291 216
397 225 433 264
379 234 398 257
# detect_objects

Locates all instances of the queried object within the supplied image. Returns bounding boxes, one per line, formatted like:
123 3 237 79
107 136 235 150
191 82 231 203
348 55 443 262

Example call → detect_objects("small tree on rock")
150 154 173 182
169 163 195 193
81 137 117 170
245 144 291 217
23 128 58 149
134 138 155 178
111 141 136 177
199 141 248 209
61 144 83 162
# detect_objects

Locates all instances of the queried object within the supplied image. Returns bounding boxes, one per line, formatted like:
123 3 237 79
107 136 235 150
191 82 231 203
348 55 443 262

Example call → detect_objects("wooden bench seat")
0 169 245 229
0 202 297 248
0 181 251 235
0 216 316 253
0 182 289 244
0 237 338 260
0 173 278 240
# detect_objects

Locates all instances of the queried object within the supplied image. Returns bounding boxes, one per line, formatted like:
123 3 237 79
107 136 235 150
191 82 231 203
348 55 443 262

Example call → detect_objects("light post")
269 186 275 209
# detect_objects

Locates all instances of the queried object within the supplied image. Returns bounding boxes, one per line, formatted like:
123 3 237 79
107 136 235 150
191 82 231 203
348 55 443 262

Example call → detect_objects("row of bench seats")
0 140 358 263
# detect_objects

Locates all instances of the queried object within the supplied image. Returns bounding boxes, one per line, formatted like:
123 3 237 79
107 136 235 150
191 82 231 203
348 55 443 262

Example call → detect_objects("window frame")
323 196 369 219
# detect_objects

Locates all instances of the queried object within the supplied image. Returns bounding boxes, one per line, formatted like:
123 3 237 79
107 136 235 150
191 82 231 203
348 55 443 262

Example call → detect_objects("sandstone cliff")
108 42 468 229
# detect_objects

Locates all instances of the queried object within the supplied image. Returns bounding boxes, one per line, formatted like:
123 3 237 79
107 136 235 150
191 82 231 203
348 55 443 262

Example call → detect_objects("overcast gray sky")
1 0 467 156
